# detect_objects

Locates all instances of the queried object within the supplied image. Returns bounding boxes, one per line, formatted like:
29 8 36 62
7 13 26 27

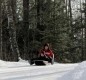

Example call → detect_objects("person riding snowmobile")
39 43 53 62
30 43 54 65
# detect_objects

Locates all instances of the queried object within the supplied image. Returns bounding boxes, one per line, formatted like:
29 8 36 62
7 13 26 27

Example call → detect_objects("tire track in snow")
2 69 71 80
0 65 77 80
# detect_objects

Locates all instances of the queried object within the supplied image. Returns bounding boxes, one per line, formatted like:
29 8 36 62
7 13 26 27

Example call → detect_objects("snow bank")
0 58 29 68
59 61 86 80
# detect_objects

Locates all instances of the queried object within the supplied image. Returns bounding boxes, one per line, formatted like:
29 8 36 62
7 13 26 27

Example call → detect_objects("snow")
0 59 86 80
59 61 86 80
0 58 29 68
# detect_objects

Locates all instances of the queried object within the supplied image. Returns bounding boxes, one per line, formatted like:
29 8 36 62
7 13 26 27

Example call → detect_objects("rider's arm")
49 50 54 59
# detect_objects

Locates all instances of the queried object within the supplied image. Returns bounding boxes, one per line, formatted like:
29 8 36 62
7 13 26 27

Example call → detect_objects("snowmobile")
30 54 54 66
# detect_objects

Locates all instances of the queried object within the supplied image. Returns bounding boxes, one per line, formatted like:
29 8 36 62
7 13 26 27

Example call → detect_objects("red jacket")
40 49 54 58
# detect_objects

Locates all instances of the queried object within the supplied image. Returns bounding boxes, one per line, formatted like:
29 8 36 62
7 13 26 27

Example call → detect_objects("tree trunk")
84 0 86 60
65 0 68 16
7 0 19 61
0 0 2 59
23 0 29 59
80 0 84 61
69 0 72 32
37 0 40 29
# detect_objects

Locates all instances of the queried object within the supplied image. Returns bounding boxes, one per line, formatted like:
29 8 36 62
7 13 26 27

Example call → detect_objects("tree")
84 0 86 60
23 0 29 59
0 0 85 63
80 0 84 61
0 0 2 59
7 0 19 61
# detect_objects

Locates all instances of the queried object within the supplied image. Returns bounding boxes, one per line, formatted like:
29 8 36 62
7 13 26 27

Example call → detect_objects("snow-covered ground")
0 58 86 80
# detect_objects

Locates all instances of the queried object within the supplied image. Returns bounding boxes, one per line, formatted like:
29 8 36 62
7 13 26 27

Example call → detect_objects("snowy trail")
0 63 78 80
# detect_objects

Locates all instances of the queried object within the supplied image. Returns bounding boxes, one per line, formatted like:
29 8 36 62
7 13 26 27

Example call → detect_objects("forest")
0 0 86 63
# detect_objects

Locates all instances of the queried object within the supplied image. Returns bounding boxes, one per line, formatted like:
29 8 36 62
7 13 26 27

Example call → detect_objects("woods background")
0 0 86 63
